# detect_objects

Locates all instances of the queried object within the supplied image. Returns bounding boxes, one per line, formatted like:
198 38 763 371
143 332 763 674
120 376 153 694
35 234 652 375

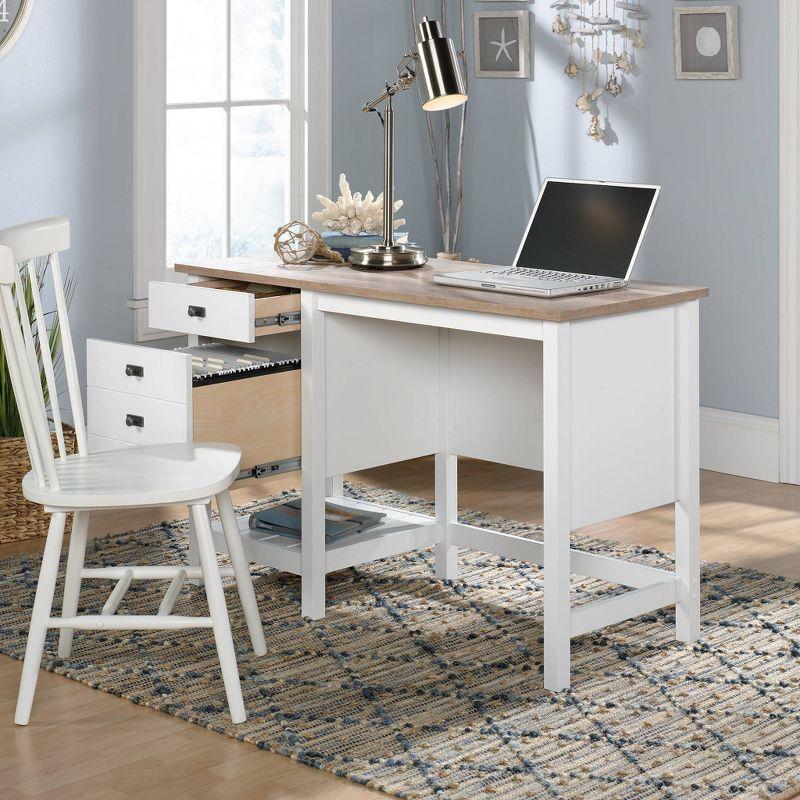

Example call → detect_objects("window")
133 0 331 340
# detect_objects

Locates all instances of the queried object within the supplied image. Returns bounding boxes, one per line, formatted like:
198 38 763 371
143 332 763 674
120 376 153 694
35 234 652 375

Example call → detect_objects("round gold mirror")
0 0 34 62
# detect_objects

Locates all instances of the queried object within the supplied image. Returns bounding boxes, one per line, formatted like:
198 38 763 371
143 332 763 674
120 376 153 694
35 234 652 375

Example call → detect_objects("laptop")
433 178 661 298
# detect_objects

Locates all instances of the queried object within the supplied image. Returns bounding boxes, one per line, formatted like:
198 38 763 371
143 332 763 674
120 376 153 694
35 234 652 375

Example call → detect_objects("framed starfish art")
474 11 531 79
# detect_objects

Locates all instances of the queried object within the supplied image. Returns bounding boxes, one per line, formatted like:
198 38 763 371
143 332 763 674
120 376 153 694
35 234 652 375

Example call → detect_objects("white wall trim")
307 0 333 213
779 0 800 484
134 0 166 304
701 407 779 483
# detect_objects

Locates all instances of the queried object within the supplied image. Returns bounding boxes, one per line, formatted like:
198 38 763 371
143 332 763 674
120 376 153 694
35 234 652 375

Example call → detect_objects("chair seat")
22 442 242 509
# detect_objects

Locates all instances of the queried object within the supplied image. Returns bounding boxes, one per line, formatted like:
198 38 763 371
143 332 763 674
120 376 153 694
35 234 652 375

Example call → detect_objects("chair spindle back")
0 218 87 490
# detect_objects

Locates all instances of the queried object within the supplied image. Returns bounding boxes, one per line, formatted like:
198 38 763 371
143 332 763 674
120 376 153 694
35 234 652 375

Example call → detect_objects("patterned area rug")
0 482 799 800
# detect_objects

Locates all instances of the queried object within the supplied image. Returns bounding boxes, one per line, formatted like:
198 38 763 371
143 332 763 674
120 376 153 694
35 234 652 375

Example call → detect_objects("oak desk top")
174 256 708 323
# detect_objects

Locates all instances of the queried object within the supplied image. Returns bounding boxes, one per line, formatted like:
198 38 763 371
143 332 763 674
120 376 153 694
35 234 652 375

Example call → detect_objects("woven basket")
0 428 77 543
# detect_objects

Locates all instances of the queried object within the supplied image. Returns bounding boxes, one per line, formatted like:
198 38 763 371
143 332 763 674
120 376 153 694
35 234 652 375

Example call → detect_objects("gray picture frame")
674 5 740 80
473 11 531 79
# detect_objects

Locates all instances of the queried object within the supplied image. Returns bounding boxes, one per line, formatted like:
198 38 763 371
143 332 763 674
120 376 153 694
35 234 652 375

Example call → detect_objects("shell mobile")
550 0 648 143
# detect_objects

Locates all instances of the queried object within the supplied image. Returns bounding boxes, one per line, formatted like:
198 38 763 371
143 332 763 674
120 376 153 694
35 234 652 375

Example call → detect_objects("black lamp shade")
416 17 467 112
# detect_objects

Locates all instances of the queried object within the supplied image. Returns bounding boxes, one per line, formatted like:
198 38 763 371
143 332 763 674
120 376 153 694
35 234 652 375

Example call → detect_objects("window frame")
132 0 331 341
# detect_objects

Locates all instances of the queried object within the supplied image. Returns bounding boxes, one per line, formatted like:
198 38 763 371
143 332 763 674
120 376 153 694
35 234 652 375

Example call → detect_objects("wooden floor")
2 459 800 799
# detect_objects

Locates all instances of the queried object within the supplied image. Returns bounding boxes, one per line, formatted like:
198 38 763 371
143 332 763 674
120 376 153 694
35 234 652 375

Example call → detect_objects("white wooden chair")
0 218 266 726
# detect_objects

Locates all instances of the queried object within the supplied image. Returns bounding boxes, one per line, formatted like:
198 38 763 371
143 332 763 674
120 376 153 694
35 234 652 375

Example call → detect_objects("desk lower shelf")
210 496 438 576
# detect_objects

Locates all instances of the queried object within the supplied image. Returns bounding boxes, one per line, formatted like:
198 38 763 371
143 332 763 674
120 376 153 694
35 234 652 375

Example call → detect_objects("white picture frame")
0 0 35 62
474 11 531 79
674 5 740 80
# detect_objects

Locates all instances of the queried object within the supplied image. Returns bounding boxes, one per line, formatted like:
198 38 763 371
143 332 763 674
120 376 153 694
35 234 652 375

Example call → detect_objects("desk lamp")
349 17 468 271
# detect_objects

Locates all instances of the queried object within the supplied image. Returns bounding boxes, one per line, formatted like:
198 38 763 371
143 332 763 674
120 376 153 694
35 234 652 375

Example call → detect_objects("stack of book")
248 499 386 543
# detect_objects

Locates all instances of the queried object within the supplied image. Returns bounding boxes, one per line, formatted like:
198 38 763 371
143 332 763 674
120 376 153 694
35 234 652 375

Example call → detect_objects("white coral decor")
312 173 406 236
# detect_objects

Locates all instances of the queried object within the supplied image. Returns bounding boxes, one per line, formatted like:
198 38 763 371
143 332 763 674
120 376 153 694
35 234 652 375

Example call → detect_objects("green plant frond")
0 259 76 438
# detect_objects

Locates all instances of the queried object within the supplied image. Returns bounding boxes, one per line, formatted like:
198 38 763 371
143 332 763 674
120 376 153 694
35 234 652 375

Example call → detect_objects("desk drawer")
87 387 192 445
87 339 191 404
149 280 300 343
193 370 300 471
87 340 300 477
88 434 136 453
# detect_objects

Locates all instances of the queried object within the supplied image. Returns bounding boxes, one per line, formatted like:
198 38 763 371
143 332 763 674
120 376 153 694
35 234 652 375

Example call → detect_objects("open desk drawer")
87 339 300 478
149 279 300 343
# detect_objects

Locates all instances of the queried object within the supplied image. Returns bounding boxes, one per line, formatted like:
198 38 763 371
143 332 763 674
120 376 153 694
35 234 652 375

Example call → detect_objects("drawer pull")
125 414 145 429
187 305 206 318
125 364 144 378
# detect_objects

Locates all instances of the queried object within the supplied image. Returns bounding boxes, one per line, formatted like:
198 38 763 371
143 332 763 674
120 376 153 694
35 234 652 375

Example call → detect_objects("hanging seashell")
576 92 593 113
616 51 633 74
552 13 569 35
564 54 579 78
605 73 622 96
587 114 605 142
553 0 644 146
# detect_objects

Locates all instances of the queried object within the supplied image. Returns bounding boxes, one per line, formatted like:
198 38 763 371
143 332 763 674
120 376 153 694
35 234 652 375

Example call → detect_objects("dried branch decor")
410 0 468 257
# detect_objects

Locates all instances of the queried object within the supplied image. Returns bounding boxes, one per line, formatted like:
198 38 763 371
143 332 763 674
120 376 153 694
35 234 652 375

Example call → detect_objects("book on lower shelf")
248 499 386 543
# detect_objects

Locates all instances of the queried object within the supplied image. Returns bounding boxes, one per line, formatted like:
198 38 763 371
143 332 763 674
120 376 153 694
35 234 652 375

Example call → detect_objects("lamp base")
349 243 427 271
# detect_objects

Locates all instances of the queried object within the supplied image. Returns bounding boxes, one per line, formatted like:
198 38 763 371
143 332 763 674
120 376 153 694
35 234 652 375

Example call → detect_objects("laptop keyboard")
484 267 598 283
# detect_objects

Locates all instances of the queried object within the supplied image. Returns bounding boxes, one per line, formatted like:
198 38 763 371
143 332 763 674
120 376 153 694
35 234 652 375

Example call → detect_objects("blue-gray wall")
0 0 135 386
0 1 777 419
333 0 778 418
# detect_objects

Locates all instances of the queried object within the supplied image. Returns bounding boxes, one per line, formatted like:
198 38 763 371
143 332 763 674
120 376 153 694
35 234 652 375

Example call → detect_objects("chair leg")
216 490 267 656
186 511 203 587
57 510 89 659
15 512 67 725
189 503 246 724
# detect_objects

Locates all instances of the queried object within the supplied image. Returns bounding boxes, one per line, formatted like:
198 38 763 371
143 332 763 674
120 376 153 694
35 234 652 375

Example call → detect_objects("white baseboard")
700 407 779 483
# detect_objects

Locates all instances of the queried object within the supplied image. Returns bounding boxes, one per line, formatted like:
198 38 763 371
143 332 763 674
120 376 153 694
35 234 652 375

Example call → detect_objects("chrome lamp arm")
362 53 419 113
348 18 467 271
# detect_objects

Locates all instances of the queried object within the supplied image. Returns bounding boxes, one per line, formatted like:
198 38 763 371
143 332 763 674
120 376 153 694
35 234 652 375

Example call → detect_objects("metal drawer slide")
237 456 301 481
254 311 301 329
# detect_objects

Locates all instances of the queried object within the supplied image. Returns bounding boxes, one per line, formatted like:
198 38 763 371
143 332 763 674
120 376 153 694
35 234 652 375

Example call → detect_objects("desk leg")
436 329 459 580
301 291 326 619
543 321 572 691
435 453 458 579
675 300 701 642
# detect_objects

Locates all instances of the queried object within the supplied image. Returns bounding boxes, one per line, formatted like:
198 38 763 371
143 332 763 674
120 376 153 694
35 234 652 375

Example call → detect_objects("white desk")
171 257 708 690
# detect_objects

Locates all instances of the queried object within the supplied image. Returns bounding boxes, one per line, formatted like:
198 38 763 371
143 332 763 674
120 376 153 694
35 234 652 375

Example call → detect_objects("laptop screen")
514 180 659 279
